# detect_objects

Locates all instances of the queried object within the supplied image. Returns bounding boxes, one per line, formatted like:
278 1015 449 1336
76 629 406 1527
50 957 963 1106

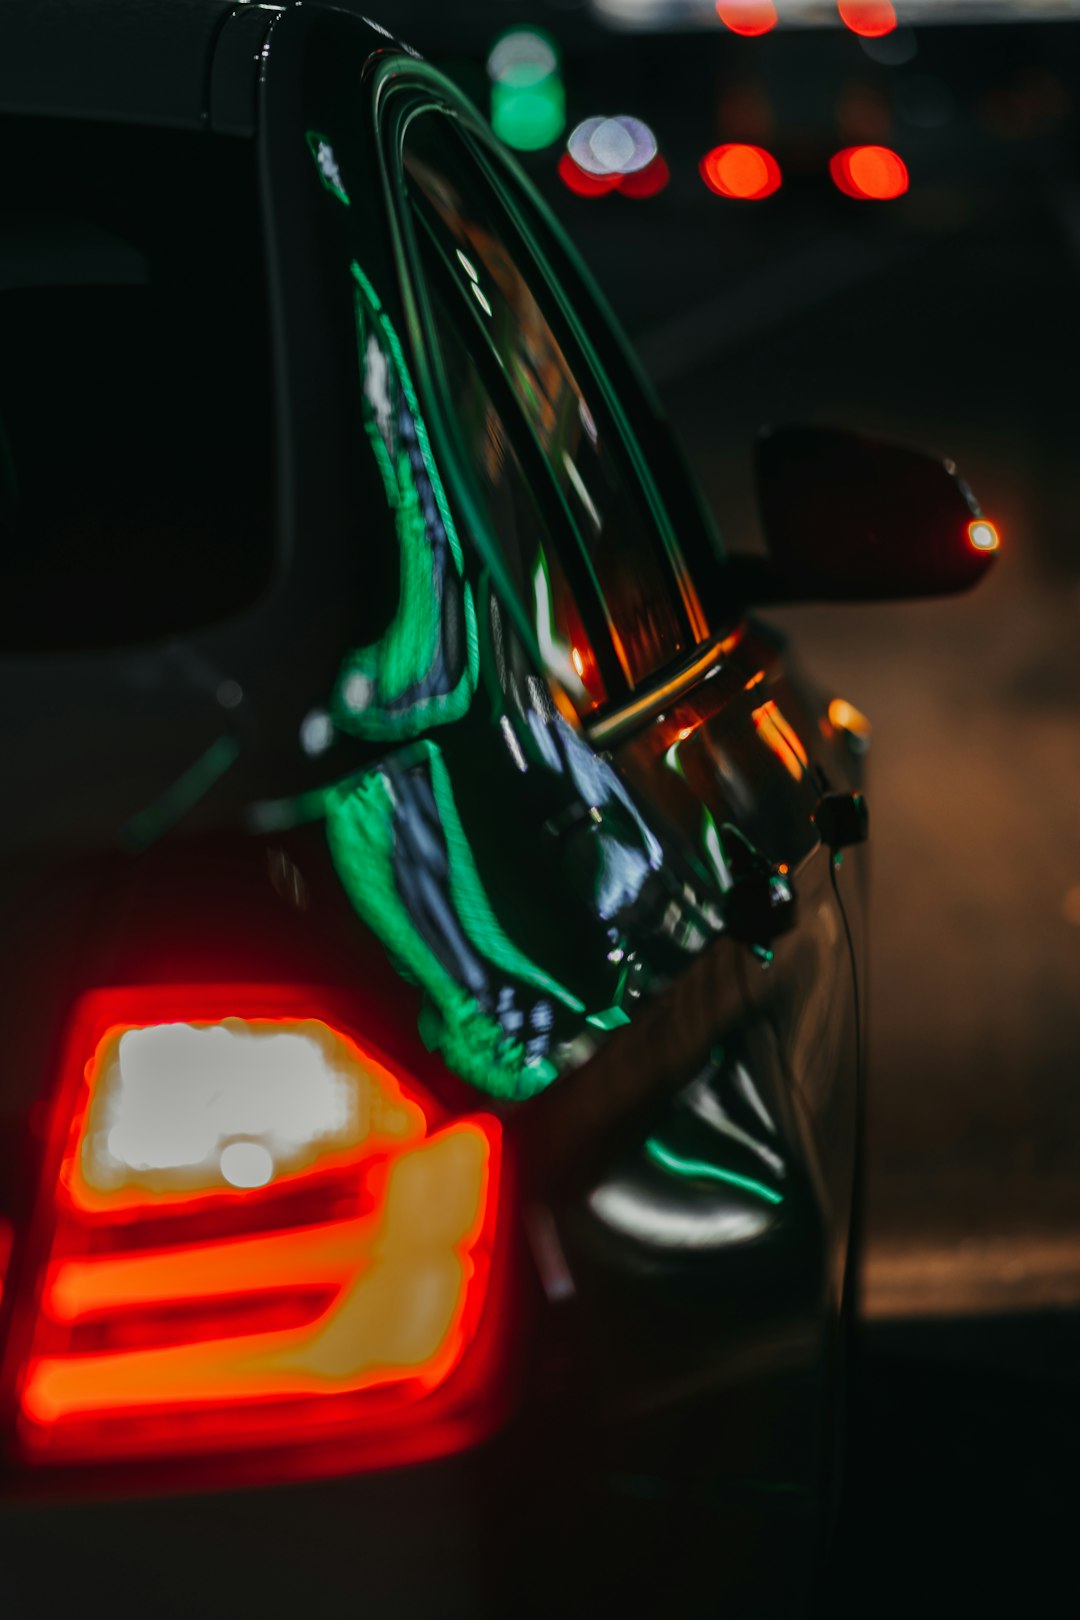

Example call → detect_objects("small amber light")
716 0 777 35
700 144 781 200
967 519 1000 553
828 697 873 739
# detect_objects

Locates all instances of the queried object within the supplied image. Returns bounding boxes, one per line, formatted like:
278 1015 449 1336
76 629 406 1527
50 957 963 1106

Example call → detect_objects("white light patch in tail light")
72 1018 422 1209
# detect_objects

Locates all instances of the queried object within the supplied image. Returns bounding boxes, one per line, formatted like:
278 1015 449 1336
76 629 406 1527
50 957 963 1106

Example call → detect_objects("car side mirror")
726 424 1000 606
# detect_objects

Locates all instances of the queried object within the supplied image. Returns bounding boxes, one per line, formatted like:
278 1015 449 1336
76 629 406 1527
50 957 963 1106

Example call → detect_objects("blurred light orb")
568 115 658 176
617 154 670 198
299 707 334 757
488 28 565 151
699 143 781 200
558 152 621 197
860 25 917 66
967 519 1001 553
487 29 558 84
837 1 897 37
715 1 778 36
829 144 908 200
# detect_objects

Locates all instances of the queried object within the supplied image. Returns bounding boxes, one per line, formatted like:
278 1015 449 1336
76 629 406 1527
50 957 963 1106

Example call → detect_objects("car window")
0 116 273 652
401 111 695 696
421 265 610 713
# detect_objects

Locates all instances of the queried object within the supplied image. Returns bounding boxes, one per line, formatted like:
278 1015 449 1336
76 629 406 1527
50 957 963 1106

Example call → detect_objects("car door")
263 8 864 1605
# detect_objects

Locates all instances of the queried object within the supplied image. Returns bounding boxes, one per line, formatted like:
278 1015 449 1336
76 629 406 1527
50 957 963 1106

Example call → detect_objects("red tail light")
4 987 505 1485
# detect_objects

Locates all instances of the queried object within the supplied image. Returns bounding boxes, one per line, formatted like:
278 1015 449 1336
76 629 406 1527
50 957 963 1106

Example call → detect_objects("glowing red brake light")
7 987 505 1482
700 144 782 201
715 2 778 37
829 145 909 201
837 1 897 38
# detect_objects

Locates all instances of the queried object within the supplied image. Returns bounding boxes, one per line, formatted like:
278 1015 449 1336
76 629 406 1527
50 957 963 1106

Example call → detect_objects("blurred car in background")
0 2 996 1615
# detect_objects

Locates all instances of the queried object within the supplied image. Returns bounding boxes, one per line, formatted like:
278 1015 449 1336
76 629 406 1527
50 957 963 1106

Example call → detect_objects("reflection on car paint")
267 205 745 1106
306 130 350 206
644 1139 782 1206
751 700 809 782
587 1177 772 1249
332 265 478 740
324 710 714 1099
327 740 583 1100
586 1046 788 1252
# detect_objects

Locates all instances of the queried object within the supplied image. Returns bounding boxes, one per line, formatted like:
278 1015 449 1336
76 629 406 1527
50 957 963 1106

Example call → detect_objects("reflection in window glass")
403 115 691 690
426 274 606 712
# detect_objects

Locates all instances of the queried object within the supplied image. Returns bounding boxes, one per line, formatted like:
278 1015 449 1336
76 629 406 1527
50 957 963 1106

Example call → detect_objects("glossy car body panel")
0 4 864 1614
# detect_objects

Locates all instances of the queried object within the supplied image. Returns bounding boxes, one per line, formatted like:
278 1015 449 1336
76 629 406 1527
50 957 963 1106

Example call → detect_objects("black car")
0 3 996 1615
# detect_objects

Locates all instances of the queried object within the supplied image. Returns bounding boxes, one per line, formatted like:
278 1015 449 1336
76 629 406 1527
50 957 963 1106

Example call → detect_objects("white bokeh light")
568 115 658 176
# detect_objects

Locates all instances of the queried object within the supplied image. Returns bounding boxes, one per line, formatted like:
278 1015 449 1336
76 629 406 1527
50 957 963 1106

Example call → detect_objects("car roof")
0 0 259 129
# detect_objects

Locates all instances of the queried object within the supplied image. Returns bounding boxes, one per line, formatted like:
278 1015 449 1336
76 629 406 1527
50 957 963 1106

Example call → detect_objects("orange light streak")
828 697 873 739
752 700 809 780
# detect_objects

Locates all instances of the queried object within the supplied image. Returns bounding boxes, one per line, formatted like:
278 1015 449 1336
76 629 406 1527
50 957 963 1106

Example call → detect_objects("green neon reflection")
305 131 350 205
663 740 686 780
326 740 583 1101
645 1138 783 1206
587 1005 632 1031
332 265 477 740
701 807 733 892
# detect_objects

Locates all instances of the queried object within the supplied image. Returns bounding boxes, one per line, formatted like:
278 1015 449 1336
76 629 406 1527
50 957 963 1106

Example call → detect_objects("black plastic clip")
813 791 869 851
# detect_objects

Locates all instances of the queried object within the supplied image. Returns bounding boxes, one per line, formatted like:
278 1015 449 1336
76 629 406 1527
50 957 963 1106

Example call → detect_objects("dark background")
403 4 1080 1607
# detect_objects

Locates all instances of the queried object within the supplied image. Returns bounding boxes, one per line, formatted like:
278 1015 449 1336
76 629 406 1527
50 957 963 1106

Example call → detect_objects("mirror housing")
727 425 999 606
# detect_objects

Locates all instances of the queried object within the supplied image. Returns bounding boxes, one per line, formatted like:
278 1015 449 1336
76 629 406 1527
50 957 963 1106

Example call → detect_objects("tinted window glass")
402 113 690 691
0 118 273 651
423 270 608 712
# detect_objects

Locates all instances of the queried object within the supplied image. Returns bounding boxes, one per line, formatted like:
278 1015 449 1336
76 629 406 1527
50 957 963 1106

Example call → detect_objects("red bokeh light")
699 143 782 200
716 1 778 35
617 154 671 197
837 1 897 37
829 145 909 200
558 151 669 201
557 151 620 196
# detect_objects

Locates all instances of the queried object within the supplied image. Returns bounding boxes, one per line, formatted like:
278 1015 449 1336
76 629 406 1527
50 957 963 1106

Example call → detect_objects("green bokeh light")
488 29 565 152
491 81 566 152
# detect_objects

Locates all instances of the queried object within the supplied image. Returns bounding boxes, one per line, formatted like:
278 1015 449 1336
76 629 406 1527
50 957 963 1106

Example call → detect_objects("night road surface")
814 1310 1080 1617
